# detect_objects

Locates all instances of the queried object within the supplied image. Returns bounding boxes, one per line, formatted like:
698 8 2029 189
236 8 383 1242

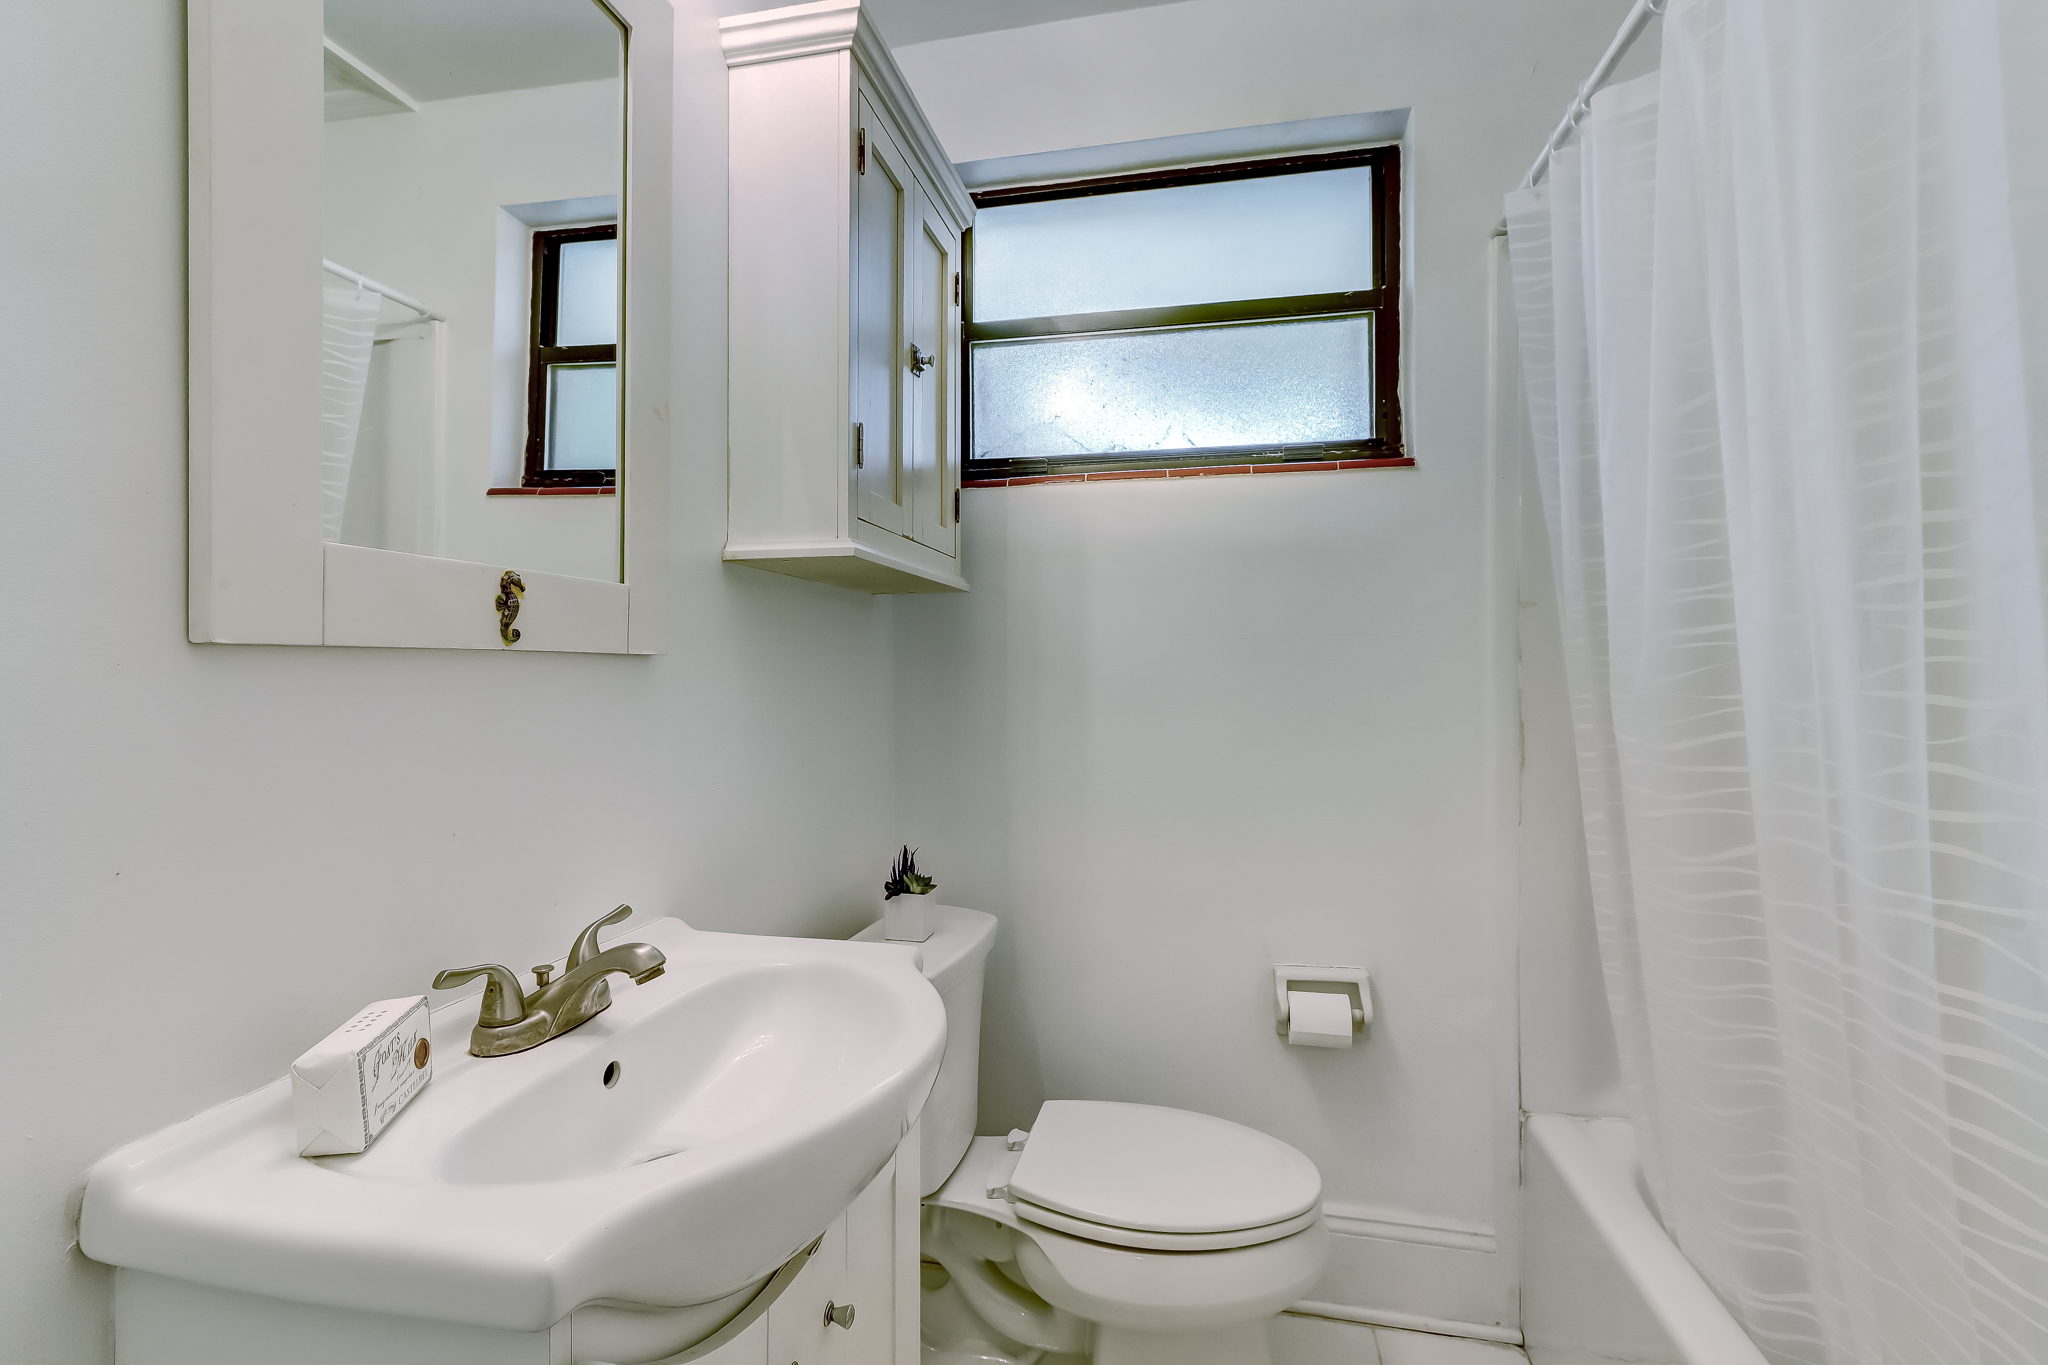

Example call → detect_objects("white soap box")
291 995 433 1157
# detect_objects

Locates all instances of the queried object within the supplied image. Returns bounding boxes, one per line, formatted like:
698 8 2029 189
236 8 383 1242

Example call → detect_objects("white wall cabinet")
723 2 972 594
109 1151 918 1365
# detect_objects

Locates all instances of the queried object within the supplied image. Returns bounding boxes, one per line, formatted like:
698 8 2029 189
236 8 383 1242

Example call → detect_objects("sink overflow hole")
602 1061 622 1089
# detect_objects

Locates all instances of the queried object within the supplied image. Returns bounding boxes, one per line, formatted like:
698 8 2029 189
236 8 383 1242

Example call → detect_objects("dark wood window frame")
522 223 618 489
963 145 1403 481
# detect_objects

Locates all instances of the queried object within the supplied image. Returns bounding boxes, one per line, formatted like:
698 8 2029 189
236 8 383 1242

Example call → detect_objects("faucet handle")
432 964 527 1027
567 905 635 969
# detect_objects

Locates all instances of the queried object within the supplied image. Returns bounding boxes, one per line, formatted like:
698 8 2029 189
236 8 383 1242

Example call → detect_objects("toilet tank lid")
852 904 997 994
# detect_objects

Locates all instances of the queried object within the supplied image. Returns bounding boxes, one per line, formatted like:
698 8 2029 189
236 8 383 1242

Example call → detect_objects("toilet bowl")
856 907 1331 1365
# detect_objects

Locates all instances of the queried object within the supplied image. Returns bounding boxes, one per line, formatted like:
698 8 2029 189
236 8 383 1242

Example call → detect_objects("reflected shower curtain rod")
1520 0 1667 190
322 258 443 322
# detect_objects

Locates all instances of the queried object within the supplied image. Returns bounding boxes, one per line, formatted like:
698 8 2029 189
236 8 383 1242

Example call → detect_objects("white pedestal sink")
80 918 945 1346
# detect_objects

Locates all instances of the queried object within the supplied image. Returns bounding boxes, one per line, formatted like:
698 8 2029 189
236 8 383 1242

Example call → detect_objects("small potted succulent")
882 845 938 943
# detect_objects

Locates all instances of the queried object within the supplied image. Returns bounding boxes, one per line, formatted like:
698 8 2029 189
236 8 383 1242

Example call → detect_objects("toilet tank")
855 904 997 1195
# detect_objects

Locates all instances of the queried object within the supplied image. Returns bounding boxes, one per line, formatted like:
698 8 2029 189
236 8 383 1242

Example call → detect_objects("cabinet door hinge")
853 422 865 468
857 128 867 175
953 271 962 306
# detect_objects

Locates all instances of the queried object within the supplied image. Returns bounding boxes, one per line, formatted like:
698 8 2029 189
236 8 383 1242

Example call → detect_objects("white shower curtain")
1506 1 2048 1362
320 280 382 542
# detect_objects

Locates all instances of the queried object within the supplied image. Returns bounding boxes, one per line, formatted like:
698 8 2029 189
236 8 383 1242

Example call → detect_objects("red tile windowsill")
963 457 1414 489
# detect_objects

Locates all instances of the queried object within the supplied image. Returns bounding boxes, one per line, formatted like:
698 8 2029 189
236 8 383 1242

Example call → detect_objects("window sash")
966 332 1391 480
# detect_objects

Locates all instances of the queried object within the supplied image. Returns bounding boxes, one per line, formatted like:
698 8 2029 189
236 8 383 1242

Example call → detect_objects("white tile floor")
1269 1312 1530 1365
1270 1314 1383 1364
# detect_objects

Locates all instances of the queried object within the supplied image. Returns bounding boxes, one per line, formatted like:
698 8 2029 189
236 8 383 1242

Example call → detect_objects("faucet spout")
558 942 668 992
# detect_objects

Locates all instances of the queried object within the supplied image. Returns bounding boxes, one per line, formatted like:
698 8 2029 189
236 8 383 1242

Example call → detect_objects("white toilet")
858 905 1330 1365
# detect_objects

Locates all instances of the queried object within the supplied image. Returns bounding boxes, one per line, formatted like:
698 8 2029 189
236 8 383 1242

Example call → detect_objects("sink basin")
80 918 945 1332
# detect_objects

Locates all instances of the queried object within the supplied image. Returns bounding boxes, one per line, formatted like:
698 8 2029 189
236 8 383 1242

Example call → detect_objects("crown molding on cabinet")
718 0 866 65
719 0 974 229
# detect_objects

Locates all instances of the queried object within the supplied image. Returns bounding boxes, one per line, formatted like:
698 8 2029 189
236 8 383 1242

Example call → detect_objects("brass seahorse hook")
496 570 526 646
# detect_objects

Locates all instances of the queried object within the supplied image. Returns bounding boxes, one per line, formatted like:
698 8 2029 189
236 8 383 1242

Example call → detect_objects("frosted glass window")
545 364 617 470
963 149 1402 474
973 167 1373 322
553 237 619 347
972 318 1372 463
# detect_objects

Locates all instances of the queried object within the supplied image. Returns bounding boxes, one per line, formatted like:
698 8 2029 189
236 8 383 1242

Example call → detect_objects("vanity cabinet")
107 1150 919 1365
722 2 972 594
764 1165 902 1365
679 1158 908 1365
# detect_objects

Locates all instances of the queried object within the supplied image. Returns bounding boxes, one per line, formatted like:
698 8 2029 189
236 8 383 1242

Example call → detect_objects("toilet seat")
1012 1199 1321 1251
1004 1101 1323 1251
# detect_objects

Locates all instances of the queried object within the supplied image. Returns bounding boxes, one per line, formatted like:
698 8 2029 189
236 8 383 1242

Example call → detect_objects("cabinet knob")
908 345 937 376
824 1301 856 1330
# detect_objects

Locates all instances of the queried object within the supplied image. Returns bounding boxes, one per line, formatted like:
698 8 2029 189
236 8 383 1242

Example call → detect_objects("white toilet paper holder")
1273 965 1373 1038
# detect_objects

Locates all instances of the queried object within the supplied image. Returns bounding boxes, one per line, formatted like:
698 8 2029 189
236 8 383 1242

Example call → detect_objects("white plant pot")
883 894 934 943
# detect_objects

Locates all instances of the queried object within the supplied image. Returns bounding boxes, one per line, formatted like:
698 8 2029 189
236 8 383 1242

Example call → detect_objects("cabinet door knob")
908 345 937 376
824 1301 856 1330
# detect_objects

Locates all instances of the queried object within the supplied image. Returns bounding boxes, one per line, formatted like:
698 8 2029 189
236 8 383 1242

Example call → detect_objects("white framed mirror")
187 0 671 651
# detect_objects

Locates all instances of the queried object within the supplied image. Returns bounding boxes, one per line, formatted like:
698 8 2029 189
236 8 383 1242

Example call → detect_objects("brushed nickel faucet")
433 906 668 1057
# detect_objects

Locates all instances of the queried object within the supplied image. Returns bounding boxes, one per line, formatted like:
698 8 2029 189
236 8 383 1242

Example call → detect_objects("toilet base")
921 1254 1062 1365
1092 1322 1271 1365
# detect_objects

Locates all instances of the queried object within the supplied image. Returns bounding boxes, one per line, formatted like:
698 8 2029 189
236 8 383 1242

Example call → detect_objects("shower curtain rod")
1520 0 1666 190
322 259 443 323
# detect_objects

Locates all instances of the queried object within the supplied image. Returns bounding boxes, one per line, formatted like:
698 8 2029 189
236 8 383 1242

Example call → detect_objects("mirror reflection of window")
527 224 619 487
321 0 625 582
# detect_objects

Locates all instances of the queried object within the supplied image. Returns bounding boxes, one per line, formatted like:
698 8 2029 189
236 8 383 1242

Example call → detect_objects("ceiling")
324 0 621 103
713 0 1189 47
324 0 1182 105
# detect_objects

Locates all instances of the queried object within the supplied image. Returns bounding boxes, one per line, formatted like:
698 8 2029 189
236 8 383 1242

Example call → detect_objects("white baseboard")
1297 1201 1520 1342
1321 1202 1500 1254
1293 1301 1524 1346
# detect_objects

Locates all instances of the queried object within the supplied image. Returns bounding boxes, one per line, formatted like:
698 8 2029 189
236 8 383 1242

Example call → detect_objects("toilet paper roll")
1285 989 1355 1048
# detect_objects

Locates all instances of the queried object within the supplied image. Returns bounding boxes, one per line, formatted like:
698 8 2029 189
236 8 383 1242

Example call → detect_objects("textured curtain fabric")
319 280 383 542
1506 1 2048 1361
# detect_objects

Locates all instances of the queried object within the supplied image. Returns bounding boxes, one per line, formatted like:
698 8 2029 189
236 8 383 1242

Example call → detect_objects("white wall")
324 77 625 581
891 0 1633 1335
0 3 901 1362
